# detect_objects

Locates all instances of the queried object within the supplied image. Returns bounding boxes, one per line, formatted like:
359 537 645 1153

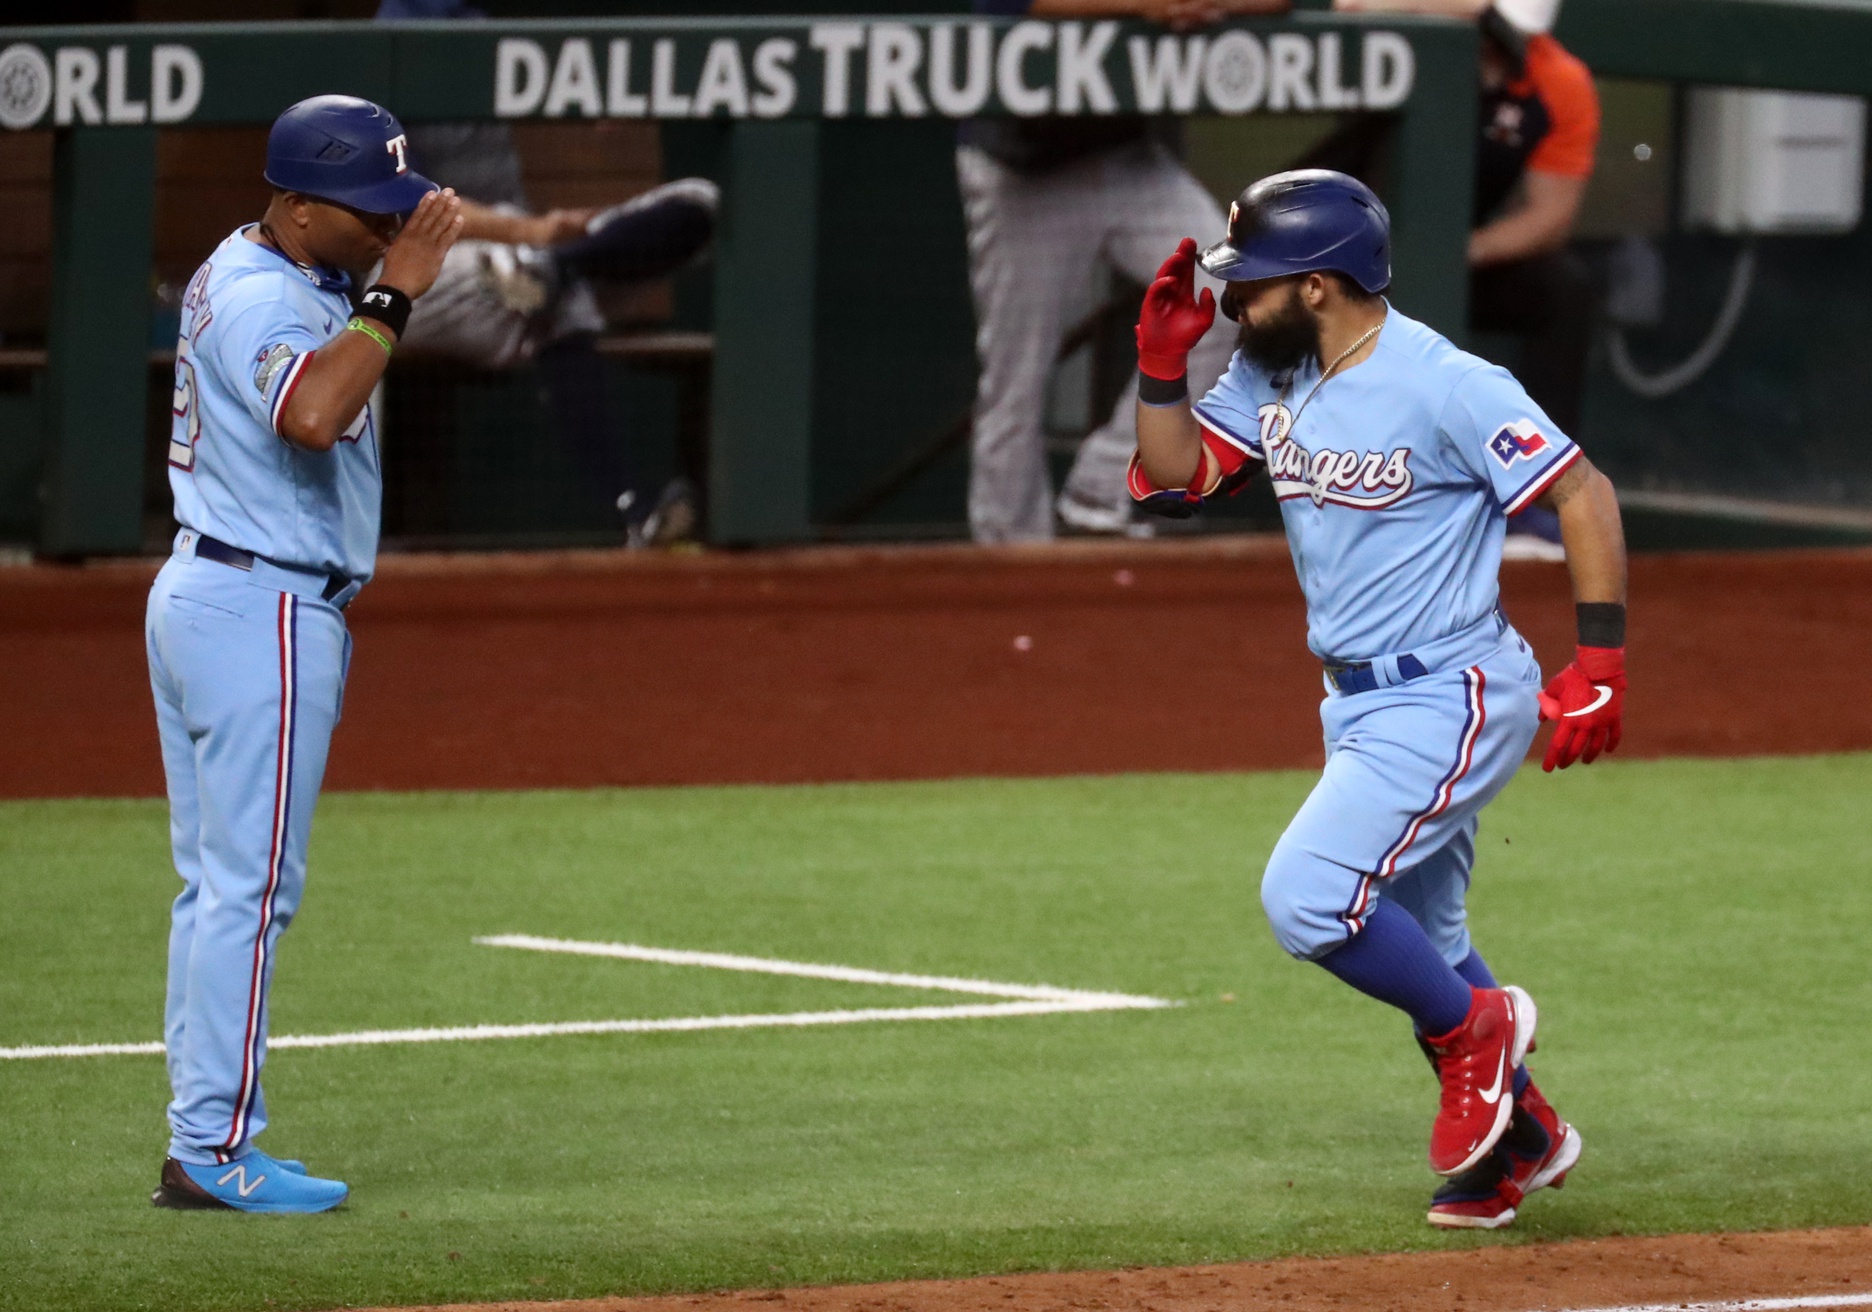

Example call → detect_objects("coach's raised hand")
278 188 463 452
377 187 465 300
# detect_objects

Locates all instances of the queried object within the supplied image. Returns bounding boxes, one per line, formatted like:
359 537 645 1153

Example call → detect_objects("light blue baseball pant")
146 550 350 1165
1261 625 1544 964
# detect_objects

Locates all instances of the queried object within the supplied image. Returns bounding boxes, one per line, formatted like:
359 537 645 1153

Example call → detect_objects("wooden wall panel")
512 121 664 212
154 129 270 291
0 135 53 342
0 119 672 342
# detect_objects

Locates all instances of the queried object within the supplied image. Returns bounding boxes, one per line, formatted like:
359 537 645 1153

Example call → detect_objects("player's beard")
1237 284 1321 375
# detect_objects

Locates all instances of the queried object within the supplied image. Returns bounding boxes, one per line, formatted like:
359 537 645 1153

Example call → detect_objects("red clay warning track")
380 1225 1872 1312
6 537 1871 800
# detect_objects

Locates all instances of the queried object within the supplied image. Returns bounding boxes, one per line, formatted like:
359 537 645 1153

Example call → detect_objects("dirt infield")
385 1227 1872 1312
8 536 1872 800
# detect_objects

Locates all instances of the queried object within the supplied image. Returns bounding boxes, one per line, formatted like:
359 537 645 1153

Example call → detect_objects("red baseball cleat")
1422 985 1537 1176
1427 1077 1582 1229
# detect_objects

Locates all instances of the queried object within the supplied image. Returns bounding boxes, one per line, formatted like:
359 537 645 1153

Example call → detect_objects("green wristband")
346 316 394 357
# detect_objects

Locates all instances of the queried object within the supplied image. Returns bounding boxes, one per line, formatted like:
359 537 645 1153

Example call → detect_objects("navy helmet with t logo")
1200 169 1392 316
264 95 436 216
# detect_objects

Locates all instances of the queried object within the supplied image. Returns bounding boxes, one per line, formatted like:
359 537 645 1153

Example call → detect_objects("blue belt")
1323 652 1429 695
193 533 358 610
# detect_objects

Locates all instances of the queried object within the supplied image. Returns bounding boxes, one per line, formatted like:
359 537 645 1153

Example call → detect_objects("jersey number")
169 358 201 471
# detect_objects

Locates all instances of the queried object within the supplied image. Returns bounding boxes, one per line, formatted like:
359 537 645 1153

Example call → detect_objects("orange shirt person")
1334 0 1598 266
1336 0 1600 453
1469 3 1600 267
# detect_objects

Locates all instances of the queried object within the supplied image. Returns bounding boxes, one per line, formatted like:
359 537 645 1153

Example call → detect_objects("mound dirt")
376 1225 1872 1312
7 537 1872 799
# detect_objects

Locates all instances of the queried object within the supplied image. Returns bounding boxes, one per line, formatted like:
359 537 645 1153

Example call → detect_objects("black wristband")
1577 602 1626 648
1138 371 1189 407
357 283 413 339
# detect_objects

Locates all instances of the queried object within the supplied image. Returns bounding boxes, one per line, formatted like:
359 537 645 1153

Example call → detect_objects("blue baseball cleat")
151 1152 347 1213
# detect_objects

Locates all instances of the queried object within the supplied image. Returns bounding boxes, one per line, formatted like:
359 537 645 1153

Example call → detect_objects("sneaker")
151 1152 347 1214
473 242 552 316
1423 985 1537 1176
628 477 699 549
1057 489 1133 535
1427 1079 1582 1229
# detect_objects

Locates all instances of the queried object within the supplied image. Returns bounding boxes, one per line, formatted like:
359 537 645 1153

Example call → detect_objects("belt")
192 533 358 609
1323 652 1429 696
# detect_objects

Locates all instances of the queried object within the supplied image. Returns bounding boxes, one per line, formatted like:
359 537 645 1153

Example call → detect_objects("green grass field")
4 756 1871 1312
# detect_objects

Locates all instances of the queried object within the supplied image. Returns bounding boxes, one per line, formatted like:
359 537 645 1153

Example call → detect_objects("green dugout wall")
4 12 1478 553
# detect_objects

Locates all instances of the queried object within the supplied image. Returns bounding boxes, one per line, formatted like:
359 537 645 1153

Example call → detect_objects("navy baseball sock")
1317 899 1473 1035
1454 948 1531 1098
1453 947 1497 990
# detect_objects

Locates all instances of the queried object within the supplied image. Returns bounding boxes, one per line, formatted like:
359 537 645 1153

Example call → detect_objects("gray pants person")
957 139 1236 543
397 230 604 370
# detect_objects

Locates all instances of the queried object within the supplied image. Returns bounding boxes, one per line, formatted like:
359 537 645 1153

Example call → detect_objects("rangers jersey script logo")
1258 401 1415 510
1488 419 1550 468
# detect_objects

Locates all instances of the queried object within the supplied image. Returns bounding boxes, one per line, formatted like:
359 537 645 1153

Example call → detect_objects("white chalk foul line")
0 938 1173 1060
474 934 1164 1008
1565 1297 1872 1312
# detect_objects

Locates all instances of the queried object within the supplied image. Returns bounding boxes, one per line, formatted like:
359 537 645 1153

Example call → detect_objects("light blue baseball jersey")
1192 306 1580 662
169 229 380 583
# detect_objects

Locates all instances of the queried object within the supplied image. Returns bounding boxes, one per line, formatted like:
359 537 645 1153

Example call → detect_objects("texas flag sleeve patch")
1488 419 1551 468
1498 420 1582 516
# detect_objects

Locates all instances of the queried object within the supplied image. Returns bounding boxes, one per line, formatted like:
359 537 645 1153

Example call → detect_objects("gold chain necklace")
1277 319 1385 441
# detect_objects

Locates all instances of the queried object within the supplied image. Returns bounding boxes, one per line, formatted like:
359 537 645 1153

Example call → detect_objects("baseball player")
1128 171 1627 1229
146 95 462 1213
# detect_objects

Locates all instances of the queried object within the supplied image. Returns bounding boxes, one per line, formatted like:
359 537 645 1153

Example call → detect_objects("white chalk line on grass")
0 936 1174 1060
474 934 1161 1007
1565 1295 1872 1312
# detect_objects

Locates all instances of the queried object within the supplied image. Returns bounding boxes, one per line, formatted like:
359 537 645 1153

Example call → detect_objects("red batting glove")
1537 646 1626 772
1136 237 1217 380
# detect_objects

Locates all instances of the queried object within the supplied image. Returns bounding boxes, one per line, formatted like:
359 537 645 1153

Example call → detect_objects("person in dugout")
1320 0 1601 547
958 0 1288 544
374 0 720 548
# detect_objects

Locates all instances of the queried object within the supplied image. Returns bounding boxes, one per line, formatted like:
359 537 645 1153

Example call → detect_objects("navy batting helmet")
1200 170 1391 298
264 95 435 216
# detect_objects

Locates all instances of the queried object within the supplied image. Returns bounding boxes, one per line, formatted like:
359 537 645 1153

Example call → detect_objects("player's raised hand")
1136 237 1217 380
1538 646 1626 770
379 187 465 300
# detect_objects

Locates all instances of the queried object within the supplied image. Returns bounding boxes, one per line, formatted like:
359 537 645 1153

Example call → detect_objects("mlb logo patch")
1488 420 1550 469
